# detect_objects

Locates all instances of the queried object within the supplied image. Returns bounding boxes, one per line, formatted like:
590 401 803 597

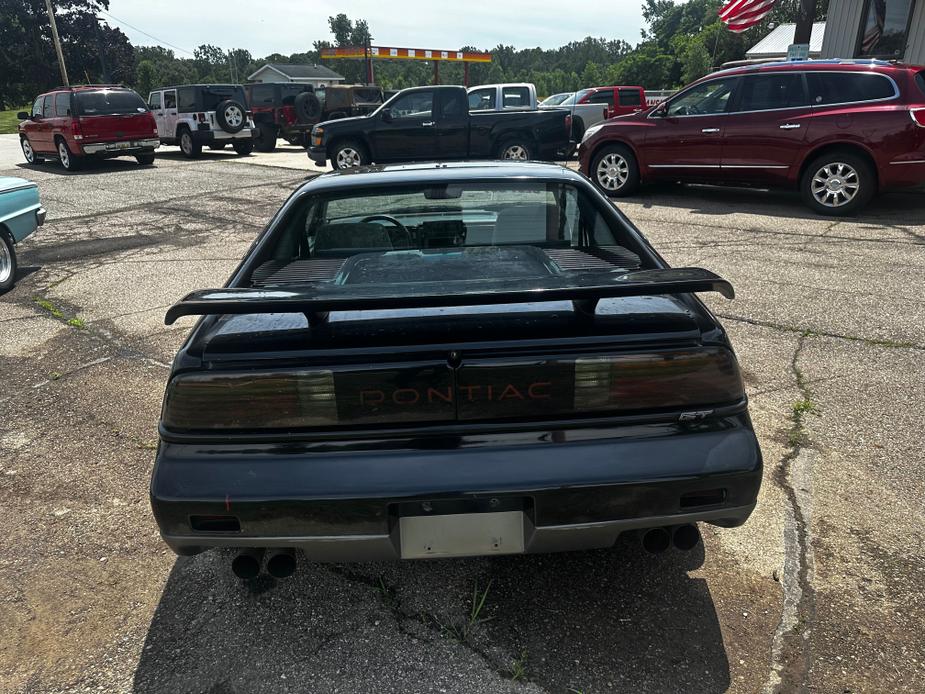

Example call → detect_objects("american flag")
718 0 778 33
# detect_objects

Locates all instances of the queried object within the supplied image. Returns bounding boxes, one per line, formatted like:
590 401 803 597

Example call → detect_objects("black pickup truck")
309 85 571 169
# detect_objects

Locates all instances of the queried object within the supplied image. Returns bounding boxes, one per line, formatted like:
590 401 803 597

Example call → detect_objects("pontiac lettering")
359 382 552 407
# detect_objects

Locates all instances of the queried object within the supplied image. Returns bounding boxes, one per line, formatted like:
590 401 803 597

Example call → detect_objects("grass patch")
433 579 494 642
33 296 87 329
509 650 528 681
0 108 26 135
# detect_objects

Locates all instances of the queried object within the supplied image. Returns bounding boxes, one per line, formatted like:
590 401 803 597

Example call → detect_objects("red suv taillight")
910 108 925 127
197 113 206 123
71 118 83 141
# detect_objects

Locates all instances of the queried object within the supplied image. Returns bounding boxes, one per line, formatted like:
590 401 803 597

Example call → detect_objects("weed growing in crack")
509 649 528 681
33 297 64 319
66 317 86 329
377 575 397 609
432 579 494 642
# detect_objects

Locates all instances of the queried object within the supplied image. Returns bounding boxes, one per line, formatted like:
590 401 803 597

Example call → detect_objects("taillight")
197 113 206 123
572 347 744 414
71 118 83 140
163 370 337 430
910 108 925 127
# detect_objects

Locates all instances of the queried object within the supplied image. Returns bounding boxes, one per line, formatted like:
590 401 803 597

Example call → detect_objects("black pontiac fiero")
153 161 761 576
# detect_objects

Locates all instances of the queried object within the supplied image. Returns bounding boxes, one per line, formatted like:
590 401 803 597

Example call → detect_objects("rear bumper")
152 414 763 559
80 138 160 155
191 128 258 144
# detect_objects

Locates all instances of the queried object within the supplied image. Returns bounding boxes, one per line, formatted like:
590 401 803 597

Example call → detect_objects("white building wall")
820 0 866 58
822 0 925 64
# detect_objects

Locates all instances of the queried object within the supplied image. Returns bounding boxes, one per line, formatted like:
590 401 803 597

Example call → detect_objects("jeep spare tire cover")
294 92 321 123
215 100 246 133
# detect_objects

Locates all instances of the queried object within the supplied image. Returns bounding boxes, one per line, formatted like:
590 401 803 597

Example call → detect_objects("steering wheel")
360 214 413 248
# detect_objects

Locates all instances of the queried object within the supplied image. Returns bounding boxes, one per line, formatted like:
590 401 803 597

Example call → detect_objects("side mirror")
381 108 393 123
17 112 30 120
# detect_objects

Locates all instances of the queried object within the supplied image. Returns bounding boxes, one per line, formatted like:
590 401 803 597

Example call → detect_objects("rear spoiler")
164 267 733 325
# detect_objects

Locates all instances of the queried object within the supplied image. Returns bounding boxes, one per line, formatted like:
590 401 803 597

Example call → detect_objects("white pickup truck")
466 83 538 111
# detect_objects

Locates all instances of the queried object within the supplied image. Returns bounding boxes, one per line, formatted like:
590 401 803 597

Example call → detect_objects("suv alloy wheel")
20 137 41 164
800 151 875 216
215 100 246 134
57 138 81 171
179 129 202 159
591 144 639 197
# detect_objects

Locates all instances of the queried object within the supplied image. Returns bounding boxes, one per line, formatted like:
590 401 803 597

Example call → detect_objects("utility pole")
95 17 110 83
793 0 816 47
44 0 69 85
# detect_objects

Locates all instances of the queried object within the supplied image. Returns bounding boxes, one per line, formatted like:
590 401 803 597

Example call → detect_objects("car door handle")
701 128 720 133
422 121 435 127
780 123 801 129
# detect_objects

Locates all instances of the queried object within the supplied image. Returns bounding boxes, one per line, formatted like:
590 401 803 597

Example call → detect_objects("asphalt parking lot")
1 134 923 693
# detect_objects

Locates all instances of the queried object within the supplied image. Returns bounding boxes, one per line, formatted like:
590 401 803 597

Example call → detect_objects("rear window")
618 89 641 107
502 86 531 108
806 72 896 105
178 86 247 112
248 84 275 105
74 89 147 116
248 181 639 289
588 91 615 106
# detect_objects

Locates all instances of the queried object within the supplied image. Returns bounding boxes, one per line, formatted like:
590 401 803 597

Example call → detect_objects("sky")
102 0 647 58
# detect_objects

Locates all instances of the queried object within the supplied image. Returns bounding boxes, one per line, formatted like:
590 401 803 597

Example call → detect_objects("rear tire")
800 150 875 216
56 138 82 171
330 140 369 169
0 231 16 293
496 138 534 161
232 140 254 156
254 123 277 152
590 143 639 197
179 129 201 159
135 153 155 165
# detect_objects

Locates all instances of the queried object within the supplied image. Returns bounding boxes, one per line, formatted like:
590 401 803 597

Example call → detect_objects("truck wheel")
800 150 875 216
331 141 368 169
0 231 16 293
255 123 277 152
135 153 155 165
179 129 201 159
232 140 254 156
56 138 82 171
590 144 639 197
497 139 534 161
215 100 246 134
295 92 321 123
21 137 42 164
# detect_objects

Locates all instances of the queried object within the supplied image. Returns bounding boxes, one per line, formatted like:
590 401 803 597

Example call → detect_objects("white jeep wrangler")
148 84 257 158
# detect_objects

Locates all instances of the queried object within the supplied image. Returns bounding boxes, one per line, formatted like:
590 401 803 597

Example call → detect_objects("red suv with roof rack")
18 85 159 171
578 60 925 215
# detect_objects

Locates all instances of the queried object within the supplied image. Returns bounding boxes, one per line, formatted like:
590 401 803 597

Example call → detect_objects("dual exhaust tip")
641 524 701 554
231 548 297 579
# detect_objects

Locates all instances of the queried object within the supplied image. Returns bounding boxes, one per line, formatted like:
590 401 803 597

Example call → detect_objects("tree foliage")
1 1 833 108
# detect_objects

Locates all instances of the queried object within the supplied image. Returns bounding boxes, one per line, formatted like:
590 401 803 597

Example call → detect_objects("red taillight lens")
910 108 925 127
197 113 206 123
71 118 82 137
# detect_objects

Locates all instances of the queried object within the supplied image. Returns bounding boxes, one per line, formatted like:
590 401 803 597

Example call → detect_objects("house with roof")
247 63 345 88
745 22 827 61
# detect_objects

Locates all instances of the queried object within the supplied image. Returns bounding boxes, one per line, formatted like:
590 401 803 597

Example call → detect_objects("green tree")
680 38 712 84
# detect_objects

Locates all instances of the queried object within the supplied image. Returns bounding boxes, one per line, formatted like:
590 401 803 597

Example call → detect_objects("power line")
98 9 195 56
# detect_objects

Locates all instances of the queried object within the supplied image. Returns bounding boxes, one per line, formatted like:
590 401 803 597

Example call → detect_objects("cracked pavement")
0 139 923 693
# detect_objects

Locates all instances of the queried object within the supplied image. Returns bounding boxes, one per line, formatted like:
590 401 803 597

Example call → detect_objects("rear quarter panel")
0 184 42 243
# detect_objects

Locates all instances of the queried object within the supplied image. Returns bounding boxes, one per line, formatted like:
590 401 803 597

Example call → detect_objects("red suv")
579 60 925 215
18 85 160 171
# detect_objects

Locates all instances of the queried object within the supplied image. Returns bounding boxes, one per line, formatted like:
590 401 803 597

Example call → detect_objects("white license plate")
106 141 134 150
399 511 525 559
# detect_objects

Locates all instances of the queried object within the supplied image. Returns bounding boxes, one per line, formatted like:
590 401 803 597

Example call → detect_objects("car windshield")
541 93 573 106
247 180 641 289
73 89 147 116
560 89 593 106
